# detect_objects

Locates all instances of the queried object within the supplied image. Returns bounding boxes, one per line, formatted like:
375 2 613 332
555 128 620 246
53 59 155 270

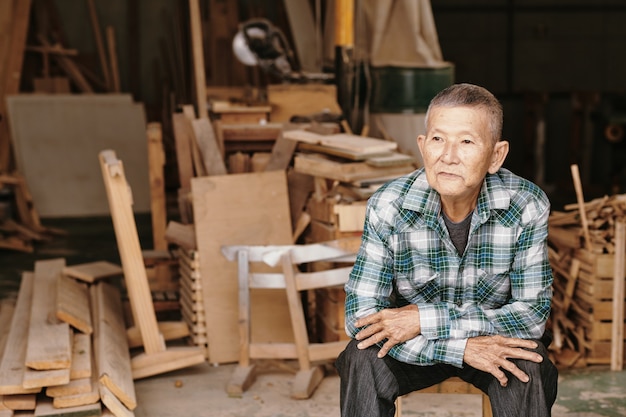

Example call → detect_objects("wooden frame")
222 238 360 399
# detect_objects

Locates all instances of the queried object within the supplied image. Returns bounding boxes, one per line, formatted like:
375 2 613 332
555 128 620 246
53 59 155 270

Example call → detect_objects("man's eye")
432 136 442 141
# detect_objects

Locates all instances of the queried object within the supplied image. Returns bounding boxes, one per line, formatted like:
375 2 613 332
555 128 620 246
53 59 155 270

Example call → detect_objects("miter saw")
232 18 332 83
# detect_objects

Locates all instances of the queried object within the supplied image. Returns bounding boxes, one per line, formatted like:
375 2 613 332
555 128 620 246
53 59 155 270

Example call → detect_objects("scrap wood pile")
0 255 203 417
0 258 137 417
0 173 65 253
547 191 626 368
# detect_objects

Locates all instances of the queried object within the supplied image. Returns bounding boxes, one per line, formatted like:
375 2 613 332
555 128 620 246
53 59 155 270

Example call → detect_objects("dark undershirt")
442 211 472 256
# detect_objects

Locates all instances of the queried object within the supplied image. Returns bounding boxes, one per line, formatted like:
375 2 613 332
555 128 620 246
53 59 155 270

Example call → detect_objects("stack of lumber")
548 193 626 367
0 258 139 417
284 129 417 244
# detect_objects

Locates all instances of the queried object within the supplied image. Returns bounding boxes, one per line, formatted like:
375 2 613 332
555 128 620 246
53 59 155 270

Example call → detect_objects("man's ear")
417 134 426 154
488 140 509 174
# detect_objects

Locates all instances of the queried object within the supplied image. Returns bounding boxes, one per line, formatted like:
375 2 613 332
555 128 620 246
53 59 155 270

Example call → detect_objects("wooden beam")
188 0 208 119
99 150 166 355
570 164 592 251
611 221 626 371
106 25 120 92
86 0 112 91
146 122 167 251
0 0 33 172
190 118 226 175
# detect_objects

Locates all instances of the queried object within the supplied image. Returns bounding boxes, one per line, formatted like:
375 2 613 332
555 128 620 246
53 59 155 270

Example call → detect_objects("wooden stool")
395 376 492 417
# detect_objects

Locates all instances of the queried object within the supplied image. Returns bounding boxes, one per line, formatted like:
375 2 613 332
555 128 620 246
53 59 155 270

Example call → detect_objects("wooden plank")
70 333 92 380
51 355 99 409
191 118 227 175
611 221 626 371
267 84 342 123
56 275 93 334
283 0 317 72
294 153 414 183
106 26 120 93
181 109 209 177
46 376 91 398
1 393 36 410
25 259 72 370
126 321 190 349
570 164 592 251
99 384 133 417
99 150 165 354
0 298 15 360
188 0 208 119
0 0 32 171
171 113 195 190
265 131 299 172
95 282 136 410
34 397 101 417
62 261 123 284
191 171 294 363
284 129 397 154
146 122 167 251
165 221 196 250
0 272 40 395
86 0 112 91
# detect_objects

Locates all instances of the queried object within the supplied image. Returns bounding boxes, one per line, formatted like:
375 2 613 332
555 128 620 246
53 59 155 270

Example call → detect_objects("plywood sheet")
191 171 294 363
6 94 150 217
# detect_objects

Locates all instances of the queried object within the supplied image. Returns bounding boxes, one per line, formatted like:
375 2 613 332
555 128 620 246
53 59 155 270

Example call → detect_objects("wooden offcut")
62 261 123 284
56 274 93 334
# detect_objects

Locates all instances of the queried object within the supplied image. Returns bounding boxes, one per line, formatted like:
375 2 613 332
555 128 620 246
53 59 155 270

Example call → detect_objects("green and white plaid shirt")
344 167 553 367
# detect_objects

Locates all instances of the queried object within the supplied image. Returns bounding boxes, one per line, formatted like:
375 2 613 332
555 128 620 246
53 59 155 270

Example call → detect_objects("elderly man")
336 83 558 417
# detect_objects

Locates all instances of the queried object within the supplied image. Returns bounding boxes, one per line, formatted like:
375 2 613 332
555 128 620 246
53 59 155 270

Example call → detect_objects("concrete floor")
131 360 626 417
2 215 626 416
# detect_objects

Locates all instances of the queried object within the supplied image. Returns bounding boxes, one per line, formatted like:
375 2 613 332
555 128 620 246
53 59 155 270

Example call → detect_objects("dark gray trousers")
335 337 558 417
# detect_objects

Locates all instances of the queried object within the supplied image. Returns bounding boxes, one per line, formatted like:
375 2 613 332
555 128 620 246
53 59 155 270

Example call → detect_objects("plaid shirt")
344 168 553 367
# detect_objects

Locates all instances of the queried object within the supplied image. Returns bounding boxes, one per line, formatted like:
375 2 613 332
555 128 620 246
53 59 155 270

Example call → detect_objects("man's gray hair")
425 83 503 143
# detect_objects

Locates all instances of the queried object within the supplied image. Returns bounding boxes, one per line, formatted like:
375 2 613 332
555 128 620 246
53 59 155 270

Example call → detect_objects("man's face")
417 105 508 202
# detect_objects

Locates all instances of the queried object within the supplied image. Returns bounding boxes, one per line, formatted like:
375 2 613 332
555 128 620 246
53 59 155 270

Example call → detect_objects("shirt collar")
403 168 512 222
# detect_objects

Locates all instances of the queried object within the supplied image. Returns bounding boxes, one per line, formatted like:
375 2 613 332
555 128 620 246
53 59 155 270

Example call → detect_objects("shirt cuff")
433 338 468 367
418 302 450 340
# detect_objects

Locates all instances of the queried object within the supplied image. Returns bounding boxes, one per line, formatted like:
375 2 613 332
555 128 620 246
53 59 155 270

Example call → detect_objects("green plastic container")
369 64 455 114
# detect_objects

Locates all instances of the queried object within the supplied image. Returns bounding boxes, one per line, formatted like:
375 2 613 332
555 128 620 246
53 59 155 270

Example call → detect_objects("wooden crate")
570 249 626 364
315 286 349 343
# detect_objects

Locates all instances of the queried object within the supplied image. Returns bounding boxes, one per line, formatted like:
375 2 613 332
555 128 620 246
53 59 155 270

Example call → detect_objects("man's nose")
441 142 459 162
